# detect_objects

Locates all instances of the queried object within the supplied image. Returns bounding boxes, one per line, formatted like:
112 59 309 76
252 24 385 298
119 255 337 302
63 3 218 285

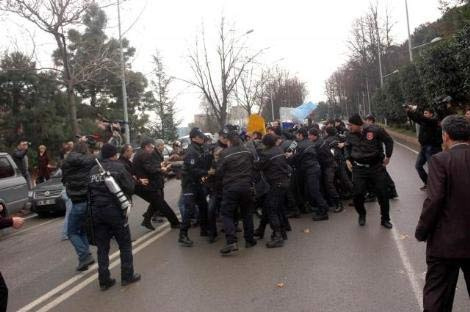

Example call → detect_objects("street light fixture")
412 37 443 50
383 69 399 79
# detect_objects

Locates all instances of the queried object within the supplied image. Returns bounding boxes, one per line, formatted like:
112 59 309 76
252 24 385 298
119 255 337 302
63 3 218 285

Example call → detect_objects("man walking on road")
62 140 96 271
406 105 442 191
345 114 394 229
415 115 470 312
89 144 140 291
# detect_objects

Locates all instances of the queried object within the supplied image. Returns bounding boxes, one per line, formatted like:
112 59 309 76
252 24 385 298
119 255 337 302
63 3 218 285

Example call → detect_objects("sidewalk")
383 126 420 151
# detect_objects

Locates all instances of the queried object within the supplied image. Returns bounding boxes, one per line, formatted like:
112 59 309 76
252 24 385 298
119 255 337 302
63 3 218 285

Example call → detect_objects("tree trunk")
67 87 80 137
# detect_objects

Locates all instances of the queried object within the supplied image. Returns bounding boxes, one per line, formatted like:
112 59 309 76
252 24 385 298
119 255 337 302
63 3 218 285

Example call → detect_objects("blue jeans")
67 201 91 262
61 191 72 238
415 145 442 184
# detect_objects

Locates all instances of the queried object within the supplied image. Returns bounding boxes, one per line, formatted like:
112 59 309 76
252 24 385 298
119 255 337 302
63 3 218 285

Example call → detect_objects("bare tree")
0 0 97 136
185 17 263 128
234 66 268 116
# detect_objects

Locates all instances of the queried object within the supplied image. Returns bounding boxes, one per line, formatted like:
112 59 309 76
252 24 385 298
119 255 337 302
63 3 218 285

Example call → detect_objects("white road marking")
394 141 419 155
36 227 172 312
391 141 423 310
17 223 171 312
391 227 423 311
24 213 38 220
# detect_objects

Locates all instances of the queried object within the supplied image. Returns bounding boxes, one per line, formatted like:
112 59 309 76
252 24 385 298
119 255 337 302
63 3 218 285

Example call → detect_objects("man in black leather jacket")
89 144 141 291
217 132 257 255
291 128 329 221
62 140 96 272
133 138 179 231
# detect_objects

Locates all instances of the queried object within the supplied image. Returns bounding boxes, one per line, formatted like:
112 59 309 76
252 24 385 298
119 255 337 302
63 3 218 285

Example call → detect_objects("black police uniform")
180 142 212 242
314 137 342 211
256 146 291 245
88 159 136 286
217 144 256 246
345 124 394 224
133 149 179 228
293 139 329 218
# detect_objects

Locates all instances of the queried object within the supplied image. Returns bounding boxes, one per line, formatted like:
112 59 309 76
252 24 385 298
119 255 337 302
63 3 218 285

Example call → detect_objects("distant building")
228 105 248 127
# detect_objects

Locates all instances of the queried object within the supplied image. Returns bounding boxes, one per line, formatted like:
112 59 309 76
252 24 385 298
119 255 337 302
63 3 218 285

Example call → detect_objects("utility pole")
375 15 384 88
117 0 130 144
405 0 414 62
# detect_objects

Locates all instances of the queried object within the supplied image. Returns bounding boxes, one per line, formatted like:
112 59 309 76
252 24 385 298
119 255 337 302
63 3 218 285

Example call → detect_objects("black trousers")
352 163 390 221
93 213 134 284
423 256 470 312
322 165 340 206
304 165 329 216
221 184 255 244
207 194 220 237
136 187 179 226
265 182 289 233
181 185 209 235
336 161 353 196
0 272 7 312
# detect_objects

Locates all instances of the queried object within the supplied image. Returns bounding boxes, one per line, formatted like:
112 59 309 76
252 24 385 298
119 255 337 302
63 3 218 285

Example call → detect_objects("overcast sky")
0 0 443 126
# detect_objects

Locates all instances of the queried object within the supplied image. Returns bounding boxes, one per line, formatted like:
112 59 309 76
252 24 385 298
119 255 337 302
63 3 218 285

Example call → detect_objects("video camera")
75 135 99 148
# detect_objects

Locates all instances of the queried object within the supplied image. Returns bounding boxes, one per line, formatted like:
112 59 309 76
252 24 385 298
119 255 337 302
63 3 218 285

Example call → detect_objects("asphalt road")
1 143 468 312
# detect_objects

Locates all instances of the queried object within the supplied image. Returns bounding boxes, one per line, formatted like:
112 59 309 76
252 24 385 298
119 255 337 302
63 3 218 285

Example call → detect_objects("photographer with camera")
405 104 443 191
12 139 32 189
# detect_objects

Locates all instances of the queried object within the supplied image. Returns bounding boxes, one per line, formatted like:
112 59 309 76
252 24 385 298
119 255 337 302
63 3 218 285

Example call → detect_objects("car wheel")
0 204 7 217
36 211 50 218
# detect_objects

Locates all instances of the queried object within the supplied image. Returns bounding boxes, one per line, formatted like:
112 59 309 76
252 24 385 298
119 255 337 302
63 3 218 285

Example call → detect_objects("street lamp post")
405 0 414 62
117 0 130 144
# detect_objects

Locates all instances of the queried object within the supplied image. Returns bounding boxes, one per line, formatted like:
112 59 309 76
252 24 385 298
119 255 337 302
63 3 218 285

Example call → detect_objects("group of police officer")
60 112 396 290
177 113 396 255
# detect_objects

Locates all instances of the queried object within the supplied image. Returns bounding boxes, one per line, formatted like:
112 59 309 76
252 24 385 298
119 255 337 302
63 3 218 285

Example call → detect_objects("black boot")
178 233 194 247
333 201 344 213
312 213 329 221
141 218 155 231
121 273 141 286
358 214 366 226
100 278 116 291
253 228 265 240
266 232 284 248
220 243 239 255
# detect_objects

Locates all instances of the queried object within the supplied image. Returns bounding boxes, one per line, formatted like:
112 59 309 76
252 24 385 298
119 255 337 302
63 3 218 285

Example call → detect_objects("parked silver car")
0 152 29 216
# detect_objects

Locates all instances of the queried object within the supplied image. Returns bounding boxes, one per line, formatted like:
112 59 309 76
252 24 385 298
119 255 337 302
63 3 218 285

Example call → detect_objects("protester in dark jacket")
61 140 96 272
133 138 179 230
415 115 470 312
406 106 443 189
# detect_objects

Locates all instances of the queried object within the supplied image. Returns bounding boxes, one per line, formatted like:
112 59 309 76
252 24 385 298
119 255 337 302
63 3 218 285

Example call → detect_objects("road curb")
385 127 420 151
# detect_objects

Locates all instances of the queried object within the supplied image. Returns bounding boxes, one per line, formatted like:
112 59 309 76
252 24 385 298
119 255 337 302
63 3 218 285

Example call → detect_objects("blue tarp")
292 101 318 121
